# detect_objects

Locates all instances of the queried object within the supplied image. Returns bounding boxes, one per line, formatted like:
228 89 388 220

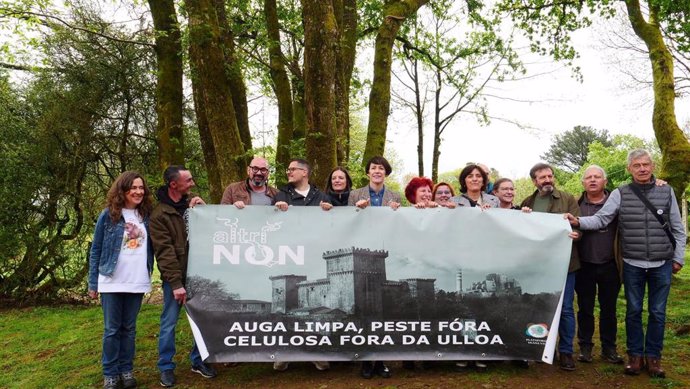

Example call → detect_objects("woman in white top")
88 171 154 389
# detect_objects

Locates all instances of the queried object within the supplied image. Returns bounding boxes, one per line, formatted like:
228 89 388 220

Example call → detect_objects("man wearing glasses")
221 157 278 207
274 158 330 210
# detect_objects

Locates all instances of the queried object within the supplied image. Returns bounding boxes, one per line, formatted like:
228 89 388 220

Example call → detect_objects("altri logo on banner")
212 217 304 267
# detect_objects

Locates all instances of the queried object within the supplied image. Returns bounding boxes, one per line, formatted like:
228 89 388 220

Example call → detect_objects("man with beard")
221 157 278 207
566 150 685 378
150 165 216 387
520 162 581 371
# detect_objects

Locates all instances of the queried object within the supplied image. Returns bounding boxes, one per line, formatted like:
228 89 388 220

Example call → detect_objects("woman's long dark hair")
325 166 353 193
106 171 153 223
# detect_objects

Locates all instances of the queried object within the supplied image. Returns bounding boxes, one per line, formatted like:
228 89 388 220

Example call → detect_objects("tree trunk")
292 75 306 141
625 0 690 201
186 0 246 200
411 56 424 177
363 0 430 169
214 0 252 160
431 69 442 182
148 0 184 171
333 0 357 165
190 70 223 202
302 0 338 188
265 0 294 187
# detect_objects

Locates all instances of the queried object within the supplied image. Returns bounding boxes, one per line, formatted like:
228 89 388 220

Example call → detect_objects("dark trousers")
575 260 621 351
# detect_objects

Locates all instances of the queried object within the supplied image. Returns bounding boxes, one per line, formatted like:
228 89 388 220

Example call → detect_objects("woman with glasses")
432 182 457 208
492 178 520 210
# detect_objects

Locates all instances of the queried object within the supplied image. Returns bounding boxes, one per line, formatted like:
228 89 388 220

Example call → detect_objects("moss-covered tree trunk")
186 0 246 202
265 0 294 187
625 0 690 201
292 75 306 141
302 0 338 188
213 0 252 161
333 0 357 165
190 72 223 202
363 0 430 170
148 0 184 171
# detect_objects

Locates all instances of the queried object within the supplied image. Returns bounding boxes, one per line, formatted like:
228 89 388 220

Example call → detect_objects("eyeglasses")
436 190 452 195
286 167 306 174
249 166 269 174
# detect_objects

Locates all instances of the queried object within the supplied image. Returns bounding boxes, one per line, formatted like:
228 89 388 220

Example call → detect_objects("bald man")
221 157 278 207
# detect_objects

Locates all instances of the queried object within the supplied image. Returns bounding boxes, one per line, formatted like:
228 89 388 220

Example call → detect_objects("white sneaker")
312 361 330 371
475 361 487 368
455 361 469 368
273 361 289 371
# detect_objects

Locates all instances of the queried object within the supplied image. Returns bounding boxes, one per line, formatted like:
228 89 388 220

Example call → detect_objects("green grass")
1 250 689 388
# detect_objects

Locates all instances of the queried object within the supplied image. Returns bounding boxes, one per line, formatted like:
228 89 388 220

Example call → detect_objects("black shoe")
120 371 136 389
402 360 415 370
577 344 593 363
601 348 624 364
191 363 217 378
360 361 374 379
159 370 175 387
559 353 576 371
374 361 392 378
512 360 530 369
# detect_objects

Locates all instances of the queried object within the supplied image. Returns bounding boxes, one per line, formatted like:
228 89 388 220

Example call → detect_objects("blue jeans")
623 261 672 358
101 293 144 377
558 271 576 354
157 281 202 372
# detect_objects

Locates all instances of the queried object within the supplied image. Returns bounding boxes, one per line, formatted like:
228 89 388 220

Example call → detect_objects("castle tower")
323 247 388 316
269 274 306 313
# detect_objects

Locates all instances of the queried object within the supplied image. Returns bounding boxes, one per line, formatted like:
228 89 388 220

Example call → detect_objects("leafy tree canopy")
541 125 612 173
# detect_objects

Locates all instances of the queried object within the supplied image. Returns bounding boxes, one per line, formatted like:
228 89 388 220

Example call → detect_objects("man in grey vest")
566 149 686 378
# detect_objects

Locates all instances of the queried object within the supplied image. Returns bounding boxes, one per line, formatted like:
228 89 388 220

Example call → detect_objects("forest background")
0 0 689 302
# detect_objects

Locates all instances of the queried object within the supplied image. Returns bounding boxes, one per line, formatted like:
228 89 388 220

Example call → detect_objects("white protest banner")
184 205 572 364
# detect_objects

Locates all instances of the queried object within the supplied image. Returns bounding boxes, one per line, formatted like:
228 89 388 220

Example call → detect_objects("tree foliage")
0 2 164 301
497 0 690 200
541 126 612 174
560 135 658 195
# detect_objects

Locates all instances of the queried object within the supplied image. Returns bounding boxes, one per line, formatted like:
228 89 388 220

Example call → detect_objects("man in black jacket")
272 159 330 371
274 159 330 210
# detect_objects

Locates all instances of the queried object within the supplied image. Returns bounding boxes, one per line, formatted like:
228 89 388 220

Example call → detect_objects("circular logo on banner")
525 323 549 338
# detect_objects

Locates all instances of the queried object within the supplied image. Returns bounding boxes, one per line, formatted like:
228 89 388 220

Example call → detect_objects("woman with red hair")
404 177 438 208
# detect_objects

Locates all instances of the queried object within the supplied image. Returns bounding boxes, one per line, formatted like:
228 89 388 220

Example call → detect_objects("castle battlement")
298 278 330 286
323 247 389 259
269 274 307 281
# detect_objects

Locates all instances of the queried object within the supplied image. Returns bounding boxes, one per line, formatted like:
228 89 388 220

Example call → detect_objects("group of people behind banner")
88 149 685 388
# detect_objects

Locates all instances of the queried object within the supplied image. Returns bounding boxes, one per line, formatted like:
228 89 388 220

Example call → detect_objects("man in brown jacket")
150 165 215 387
220 157 278 207
520 162 581 372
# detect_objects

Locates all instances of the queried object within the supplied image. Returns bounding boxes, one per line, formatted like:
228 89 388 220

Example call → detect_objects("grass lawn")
1 251 689 388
